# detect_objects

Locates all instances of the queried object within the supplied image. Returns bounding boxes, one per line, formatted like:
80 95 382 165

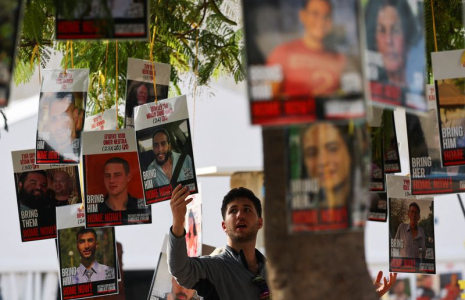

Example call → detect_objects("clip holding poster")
55 0 149 40
134 95 198 204
286 122 370 232
12 149 83 242
81 128 152 227
431 50 465 167
364 0 427 112
387 175 435 274
124 58 171 128
36 69 89 164
57 204 118 299
242 0 365 125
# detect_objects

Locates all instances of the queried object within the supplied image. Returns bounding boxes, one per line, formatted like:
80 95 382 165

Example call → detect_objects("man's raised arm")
170 184 192 237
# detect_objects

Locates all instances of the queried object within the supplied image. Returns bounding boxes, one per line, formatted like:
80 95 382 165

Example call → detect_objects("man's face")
376 5 405 73
222 198 263 244
408 205 420 226
104 163 131 198
52 171 71 197
299 0 332 43
77 232 97 260
152 132 171 166
303 123 351 191
171 277 195 300
137 85 148 105
19 172 49 208
49 98 78 149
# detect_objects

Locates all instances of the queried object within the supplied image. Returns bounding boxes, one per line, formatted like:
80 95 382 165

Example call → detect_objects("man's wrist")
171 224 185 238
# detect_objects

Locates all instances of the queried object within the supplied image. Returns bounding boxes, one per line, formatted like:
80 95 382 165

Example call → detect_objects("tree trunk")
262 128 377 300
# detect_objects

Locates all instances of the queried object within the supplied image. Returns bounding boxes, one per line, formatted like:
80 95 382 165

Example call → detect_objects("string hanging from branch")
149 12 159 104
115 41 119 131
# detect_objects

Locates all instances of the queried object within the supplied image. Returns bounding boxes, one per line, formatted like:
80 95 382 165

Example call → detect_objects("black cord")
457 194 465 220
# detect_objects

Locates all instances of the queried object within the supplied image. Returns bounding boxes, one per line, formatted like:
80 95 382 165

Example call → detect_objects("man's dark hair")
409 202 420 214
104 157 130 174
76 228 97 242
302 0 333 10
221 187 262 219
19 170 47 185
152 128 171 144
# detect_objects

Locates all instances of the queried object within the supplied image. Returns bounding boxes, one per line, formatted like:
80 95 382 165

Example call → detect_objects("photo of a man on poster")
37 92 85 163
99 156 145 212
393 202 425 259
51 170 80 206
72 228 115 284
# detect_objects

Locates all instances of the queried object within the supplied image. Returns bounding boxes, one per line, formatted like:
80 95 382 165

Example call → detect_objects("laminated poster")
364 0 427 111
416 274 439 299
82 128 152 227
55 0 149 40
57 204 118 299
368 192 387 222
371 129 385 191
406 85 465 195
242 0 365 125
124 58 171 128
388 176 435 274
0 0 23 107
185 189 202 257
286 122 370 232
438 272 463 300
83 108 117 131
12 149 82 242
432 50 465 167
148 235 202 300
134 95 198 204
383 109 401 173
36 69 89 164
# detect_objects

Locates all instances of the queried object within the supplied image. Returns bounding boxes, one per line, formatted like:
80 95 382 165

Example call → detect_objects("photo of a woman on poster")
365 0 425 108
186 210 198 257
287 122 370 232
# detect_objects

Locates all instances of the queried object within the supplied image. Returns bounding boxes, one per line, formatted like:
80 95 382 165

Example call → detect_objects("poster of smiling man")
134 95 198 204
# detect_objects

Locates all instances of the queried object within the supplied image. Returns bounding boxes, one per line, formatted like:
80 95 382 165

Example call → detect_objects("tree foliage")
15 0 244 119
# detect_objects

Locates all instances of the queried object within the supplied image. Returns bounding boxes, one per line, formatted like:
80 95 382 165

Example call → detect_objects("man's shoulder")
147 159 158 170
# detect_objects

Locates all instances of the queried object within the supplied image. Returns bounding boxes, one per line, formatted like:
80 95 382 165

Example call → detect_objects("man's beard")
156 151 172 166
226 224 259 244
18 188 51 209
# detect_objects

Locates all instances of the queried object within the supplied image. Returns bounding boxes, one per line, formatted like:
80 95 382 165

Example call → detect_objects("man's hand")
373 271 397 298
170 184 193 237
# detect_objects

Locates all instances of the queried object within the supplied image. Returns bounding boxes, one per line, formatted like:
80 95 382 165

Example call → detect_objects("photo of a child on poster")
134 95 198 204
55 0 149 40
82 129 152 227
364 0 426 111
36 69 89 164
286 122 370 232
148 236 202 300
124 58 171 128
12 149 82 242
389 199 435 274
243 0 365 125
57 205 118 299
431 50 465 167
406 85 465 195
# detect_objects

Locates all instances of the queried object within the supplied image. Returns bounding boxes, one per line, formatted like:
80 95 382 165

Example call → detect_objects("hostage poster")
83 108 117 131
82 128 152 227
364 0 427 111
371 129 385 191
368 192 387 222
388 175 435 274
286 122 370 232
185 189 202 257
12 149 82 242
55 0 149 40
432 50 465 167
134 95 198 204
406 85 465 195
0 0 23 107
57 204 118 299
242 0 365 125
124 58 171 128
36 69 89 164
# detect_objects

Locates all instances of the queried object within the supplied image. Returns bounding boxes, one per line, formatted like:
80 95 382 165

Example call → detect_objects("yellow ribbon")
70 41 74 68
64 41 70 74
430 0 438 52
149 15 159 103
